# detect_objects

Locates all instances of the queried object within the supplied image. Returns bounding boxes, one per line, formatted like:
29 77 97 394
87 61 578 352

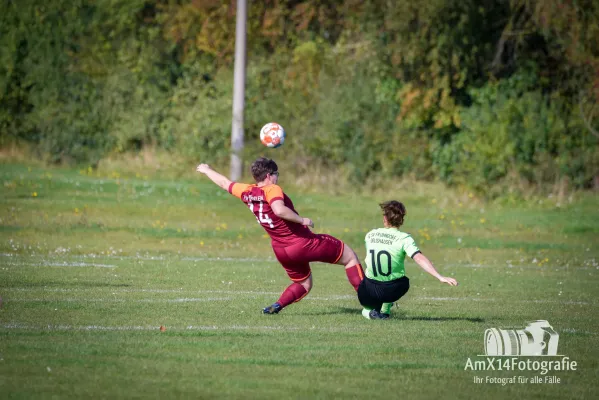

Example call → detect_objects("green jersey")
364 228 420 281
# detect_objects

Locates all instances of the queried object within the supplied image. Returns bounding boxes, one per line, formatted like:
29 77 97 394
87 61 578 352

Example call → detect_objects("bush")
158 60 232 163
433 69 598 194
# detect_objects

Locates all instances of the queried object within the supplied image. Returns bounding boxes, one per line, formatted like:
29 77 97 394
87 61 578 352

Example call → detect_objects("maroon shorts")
272 234 345 281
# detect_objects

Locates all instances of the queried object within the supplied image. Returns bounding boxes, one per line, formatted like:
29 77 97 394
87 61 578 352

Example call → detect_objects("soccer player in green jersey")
358 200 458 320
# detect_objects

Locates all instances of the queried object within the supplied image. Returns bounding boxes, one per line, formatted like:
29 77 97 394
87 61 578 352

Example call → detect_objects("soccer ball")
260 122 285 148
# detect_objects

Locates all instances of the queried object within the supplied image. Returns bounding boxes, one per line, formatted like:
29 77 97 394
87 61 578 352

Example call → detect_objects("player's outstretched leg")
336 243 364 291
263 275 312 314
262 303 282 314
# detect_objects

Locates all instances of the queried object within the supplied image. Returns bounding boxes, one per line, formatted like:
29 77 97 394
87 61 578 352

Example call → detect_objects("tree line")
1 0 597 195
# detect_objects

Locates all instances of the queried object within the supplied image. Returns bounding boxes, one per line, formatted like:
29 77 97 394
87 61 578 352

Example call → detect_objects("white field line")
417 296 593 305
3 288 280 295
560 328 599 335
1 323 597 336
3 261 117 268
1 289 594 305
6 297 233 303
47 262 117 268
0 253 275 263
3 253 597 270
181 256 275 263
0 323 366 333
2 295 354 302
445 264 599 271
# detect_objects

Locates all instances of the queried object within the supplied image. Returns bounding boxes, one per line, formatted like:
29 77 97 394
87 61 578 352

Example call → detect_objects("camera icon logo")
484 320 559 356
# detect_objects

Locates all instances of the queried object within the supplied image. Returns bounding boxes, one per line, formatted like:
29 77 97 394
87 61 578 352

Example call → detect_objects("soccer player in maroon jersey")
196 157 365 314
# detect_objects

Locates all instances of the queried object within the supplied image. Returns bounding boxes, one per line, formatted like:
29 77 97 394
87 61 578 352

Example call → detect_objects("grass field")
1 162 598 399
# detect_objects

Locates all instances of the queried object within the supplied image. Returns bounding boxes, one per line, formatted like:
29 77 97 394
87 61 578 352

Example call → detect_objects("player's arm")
270 199 314 228
196 164 231 191
412 253 458 286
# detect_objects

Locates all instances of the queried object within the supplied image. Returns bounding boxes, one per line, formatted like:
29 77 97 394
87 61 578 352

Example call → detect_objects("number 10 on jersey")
369 250 392 277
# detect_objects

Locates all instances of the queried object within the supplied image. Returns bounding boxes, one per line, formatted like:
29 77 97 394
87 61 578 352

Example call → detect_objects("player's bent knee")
298 275 313 292
337 247 358 266
338 244 359 266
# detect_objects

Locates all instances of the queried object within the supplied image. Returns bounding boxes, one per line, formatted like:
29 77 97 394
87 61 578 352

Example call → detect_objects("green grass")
1 162 598 399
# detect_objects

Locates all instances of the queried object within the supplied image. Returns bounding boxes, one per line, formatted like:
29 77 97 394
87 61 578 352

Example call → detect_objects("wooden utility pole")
230 0 247 181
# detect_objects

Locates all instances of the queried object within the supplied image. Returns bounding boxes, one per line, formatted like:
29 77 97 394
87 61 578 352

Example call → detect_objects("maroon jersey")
228 183 316 246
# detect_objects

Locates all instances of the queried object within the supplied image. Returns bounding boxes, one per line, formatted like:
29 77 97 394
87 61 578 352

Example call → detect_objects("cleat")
368 309 389 320
262 302 282 314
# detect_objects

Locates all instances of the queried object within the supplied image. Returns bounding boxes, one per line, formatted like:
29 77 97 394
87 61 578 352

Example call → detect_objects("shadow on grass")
395 315 485 323
309 307 485 323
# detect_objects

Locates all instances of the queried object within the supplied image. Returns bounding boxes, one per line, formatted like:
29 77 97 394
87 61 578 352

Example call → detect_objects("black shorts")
357 276 410 311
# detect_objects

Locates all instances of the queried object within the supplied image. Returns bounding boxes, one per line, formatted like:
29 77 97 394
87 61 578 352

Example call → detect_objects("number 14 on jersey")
248 201 274 228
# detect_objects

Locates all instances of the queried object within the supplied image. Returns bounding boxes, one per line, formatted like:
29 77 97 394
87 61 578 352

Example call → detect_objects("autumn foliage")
0 0 597 194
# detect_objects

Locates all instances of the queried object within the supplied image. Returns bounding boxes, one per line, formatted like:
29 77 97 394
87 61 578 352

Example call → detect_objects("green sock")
381 303 393 315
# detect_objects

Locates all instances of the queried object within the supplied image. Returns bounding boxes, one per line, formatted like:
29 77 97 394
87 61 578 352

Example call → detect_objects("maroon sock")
345 264 364 291
277 282 308 308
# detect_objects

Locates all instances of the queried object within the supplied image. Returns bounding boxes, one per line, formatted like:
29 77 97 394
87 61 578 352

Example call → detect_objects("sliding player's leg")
380 302 394 316
379 278 410 317
357 279 386 319
359 277 410 320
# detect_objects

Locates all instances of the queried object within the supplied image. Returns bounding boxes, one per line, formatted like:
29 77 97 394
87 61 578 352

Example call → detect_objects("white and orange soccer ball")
259 122 285 148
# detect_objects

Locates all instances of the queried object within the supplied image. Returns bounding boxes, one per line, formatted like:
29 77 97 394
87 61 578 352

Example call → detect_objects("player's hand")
196 164 211 174
301 217 314 228
439 276 458 286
